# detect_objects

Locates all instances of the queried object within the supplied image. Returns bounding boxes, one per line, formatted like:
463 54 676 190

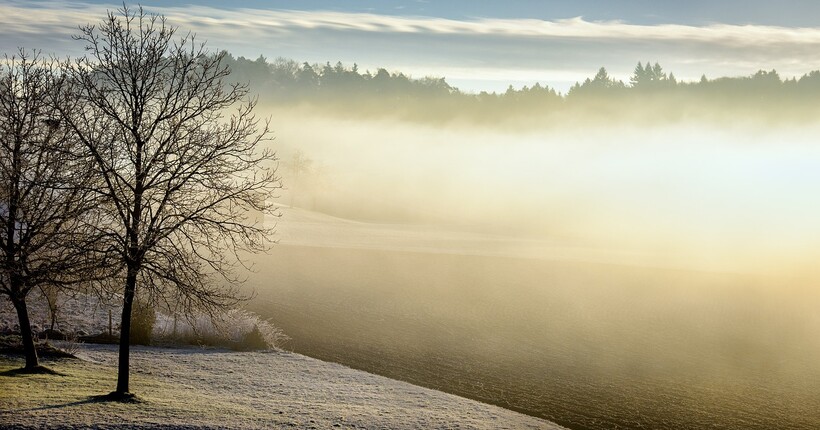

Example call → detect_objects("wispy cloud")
3 1 820 91
162 6 820 45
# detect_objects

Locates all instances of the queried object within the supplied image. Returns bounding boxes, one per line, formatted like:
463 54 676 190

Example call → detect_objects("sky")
4 1 820 92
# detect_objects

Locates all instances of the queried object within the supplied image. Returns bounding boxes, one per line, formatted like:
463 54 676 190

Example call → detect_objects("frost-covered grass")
0 344 561 429
0 289 119 337
0 289 287 351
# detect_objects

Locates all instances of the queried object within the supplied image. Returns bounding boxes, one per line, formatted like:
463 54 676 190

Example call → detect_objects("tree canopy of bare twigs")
57 6 280 395
0 50 101 370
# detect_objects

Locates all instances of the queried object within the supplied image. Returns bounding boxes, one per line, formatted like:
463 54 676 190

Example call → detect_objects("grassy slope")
0 345 560 430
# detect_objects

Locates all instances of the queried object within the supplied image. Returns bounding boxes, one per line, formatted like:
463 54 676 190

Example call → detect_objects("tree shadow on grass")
0 365 65 376
7 392 144 413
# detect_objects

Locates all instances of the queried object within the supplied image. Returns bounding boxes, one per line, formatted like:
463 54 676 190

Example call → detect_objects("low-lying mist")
245 108 820 429
267 109 820 277
246 243 820 429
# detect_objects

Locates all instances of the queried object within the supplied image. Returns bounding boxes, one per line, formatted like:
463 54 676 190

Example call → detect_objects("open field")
243 209 820 429
0 344 560 429
249 245 820 429
4 207 819 429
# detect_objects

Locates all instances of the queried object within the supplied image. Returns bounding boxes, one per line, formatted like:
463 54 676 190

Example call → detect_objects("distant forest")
223 53 820 124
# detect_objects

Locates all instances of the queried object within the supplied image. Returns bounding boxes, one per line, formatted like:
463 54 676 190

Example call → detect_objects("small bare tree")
0 50 100 370
286 150 312 207
40 284 60 332
58 6 280 397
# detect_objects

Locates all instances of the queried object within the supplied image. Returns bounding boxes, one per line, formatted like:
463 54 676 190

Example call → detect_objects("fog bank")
267 111 820 277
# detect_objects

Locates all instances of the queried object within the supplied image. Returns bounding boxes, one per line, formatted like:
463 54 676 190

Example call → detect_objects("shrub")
154 308 288 351
130 299 156 345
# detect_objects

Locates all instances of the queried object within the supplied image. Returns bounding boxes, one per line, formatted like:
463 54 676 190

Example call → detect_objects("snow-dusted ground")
0 289 120 337
1 344 563 429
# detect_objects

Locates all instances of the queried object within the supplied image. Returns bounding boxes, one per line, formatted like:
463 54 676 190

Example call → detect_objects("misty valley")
250 245 820 429
242 116 820 429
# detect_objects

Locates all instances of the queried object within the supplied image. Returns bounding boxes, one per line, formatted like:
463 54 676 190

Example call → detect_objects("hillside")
0 344 562 429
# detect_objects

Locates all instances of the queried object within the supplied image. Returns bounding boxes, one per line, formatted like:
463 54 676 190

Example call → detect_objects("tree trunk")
12 296 39 369
115 268 137 394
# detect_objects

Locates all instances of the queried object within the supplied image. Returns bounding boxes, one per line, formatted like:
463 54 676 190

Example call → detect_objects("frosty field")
0 344 561 429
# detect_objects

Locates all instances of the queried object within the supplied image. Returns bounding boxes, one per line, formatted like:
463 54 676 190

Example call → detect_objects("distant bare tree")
286 150 313 207
58 6 280 397
0 50 100 370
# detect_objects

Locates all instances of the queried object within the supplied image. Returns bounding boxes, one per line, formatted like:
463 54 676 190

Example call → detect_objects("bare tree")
58 6 280 397
40 284 60 332
0 50 99 370
285 150 312 207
